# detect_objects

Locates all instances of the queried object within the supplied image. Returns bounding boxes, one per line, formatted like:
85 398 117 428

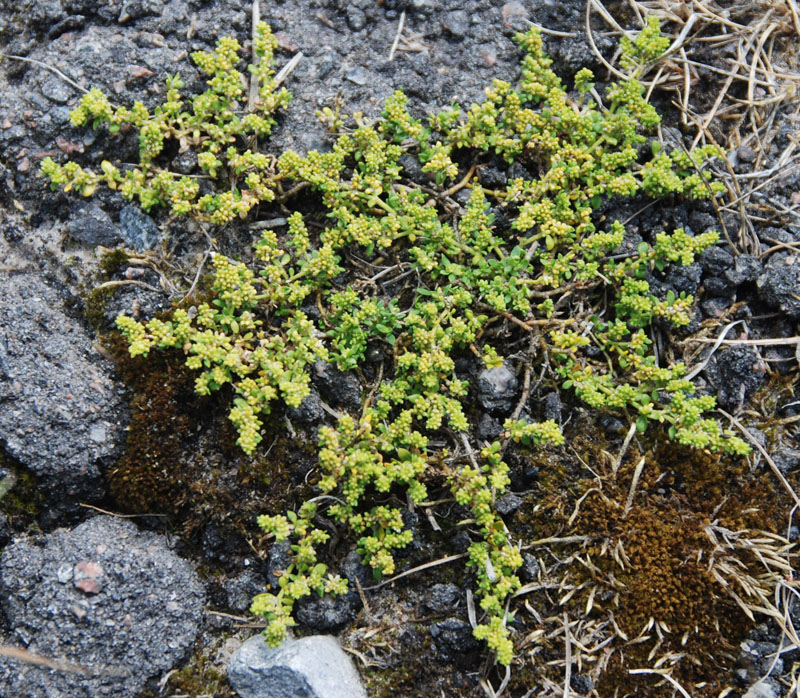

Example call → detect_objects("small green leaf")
636 416 649 433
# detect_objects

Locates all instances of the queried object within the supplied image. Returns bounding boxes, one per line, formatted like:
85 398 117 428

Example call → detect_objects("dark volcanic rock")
0 515 204 698
757 252 800 318
705 346 767 412
119 204 161 251
68 201 122 246
423 583 461 613
295 591 359 632
477 364 518 414
430 617 481 662
0 273 126 513
311 360 362 410
225 568 269 614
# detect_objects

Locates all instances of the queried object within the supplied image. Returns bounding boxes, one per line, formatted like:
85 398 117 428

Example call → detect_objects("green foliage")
251 501 348 646
41 22 289 223
46 16 752 666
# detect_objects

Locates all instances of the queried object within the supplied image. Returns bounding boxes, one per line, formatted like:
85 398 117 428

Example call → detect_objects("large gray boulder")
0 515 205 697
0 273 127 509
228 635 367 698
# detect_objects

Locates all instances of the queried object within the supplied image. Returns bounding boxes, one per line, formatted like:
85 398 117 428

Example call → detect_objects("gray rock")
443 10 469 39
700 296 733 318
68 202 122 246
423 583 461 613
571 673 594 694
495 493 522 516
287 387 324 425
408 0 435 13
228 634 367 698
663 261 701 296
706 347 767 411
340 549 372 587
772 449 800 476
449 530 471 553
345 67 369 86
477 363 518 413
118 0 163 23
476 413 502 441
266 540 292 590
119 204 161 251
311 361 362 410
225 569 269 614
703 275 734 298
0 515 204 698
295 590 358 632
172 150 198 175
501 2 529 32
743 680 780 698
41 75 74 104
0 274 126 509
542 391 562 423
520 552 540 583
757 252 800 318
724 254 761 286
701 246 734 277
345 7 367 31
477 164 507 189
430 617 480 660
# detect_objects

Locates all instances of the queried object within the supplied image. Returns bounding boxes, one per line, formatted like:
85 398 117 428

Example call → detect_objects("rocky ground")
0 0 799 696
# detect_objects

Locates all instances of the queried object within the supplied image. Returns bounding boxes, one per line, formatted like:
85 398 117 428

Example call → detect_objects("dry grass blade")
593 0 800 255
0 645 127 677
562 613 572 698
622 456 646 518
362 552 466 591
628 668 692 697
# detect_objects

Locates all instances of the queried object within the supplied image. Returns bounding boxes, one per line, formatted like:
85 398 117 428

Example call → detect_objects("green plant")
41 22 289 223
43 16 750 667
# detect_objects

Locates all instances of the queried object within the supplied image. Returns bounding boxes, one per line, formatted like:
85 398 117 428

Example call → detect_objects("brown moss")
506 416 789 696
105 333 211 515
103 330 315 542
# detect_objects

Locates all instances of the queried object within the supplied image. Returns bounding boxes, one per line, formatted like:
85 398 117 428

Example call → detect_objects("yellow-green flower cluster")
620 15 671 71
42 22 289 221
252 502 349 647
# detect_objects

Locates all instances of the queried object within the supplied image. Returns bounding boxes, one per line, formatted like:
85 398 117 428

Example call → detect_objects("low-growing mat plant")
43 14 751 670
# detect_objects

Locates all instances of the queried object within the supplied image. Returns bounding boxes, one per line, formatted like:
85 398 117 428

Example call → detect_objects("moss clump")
501 415 793 694
103 327 317 544
98 248 130 276
0 448 43 527
138 641 233 698
105 334 206 514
